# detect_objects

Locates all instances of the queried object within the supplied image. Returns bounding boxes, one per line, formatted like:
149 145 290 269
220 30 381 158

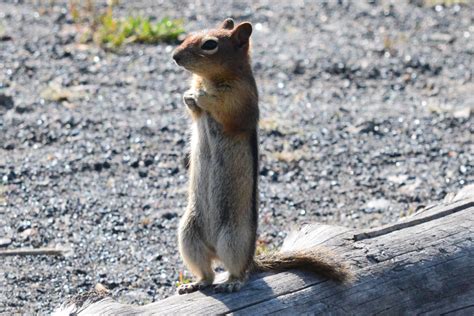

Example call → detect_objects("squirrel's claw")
183 90 199 110
177 281 210 295
213 280 243 293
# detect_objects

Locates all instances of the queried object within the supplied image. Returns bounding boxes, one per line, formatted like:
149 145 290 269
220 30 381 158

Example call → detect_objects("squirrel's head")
172 18 253 79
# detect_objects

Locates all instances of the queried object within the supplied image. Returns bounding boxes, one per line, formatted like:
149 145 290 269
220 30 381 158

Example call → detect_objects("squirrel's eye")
201 40 218 51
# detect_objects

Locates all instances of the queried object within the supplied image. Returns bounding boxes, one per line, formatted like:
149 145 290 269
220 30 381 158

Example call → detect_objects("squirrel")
172 18 352 294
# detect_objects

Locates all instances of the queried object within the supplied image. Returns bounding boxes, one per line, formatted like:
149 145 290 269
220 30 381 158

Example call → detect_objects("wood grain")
54 186 474 315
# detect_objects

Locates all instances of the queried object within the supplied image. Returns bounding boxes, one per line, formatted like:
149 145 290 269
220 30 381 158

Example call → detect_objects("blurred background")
0 0 472 313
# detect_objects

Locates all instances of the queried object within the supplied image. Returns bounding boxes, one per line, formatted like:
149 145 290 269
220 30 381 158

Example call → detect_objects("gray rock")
0 238 12 247
0 94 14 111
364 199 391 213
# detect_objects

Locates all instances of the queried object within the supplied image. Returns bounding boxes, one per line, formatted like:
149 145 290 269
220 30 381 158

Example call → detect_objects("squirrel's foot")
213 280 244 293
183 89 214 112
177 280 211 295
183 90 201 111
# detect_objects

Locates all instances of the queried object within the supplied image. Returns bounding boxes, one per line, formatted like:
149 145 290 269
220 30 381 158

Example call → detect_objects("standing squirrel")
172 18 351 294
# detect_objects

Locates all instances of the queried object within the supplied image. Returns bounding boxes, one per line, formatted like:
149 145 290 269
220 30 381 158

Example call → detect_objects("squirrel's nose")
172 52 181 65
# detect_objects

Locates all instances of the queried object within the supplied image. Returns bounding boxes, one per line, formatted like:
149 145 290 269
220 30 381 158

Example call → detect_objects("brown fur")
173 19 259 294
172 20 258 134
253 248 354 283
172 18 351 295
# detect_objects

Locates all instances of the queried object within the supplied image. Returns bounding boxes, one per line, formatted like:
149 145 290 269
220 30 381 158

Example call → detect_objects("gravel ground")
0 0 473 314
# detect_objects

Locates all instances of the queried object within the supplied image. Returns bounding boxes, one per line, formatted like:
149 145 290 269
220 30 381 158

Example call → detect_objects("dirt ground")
0 0 472 314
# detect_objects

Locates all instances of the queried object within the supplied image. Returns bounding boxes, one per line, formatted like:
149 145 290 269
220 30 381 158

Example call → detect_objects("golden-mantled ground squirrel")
172 18 351 294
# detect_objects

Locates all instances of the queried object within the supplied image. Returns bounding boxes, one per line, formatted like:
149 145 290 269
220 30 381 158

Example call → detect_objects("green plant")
95 14 184 49
68 0 184 50
256 239 271 256
176 271 192 287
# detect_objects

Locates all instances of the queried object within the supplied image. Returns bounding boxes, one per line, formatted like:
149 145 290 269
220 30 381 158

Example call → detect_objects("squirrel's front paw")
183 90 199 110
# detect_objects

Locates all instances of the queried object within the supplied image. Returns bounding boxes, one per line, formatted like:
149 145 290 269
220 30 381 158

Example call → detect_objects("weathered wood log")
55 185 474 315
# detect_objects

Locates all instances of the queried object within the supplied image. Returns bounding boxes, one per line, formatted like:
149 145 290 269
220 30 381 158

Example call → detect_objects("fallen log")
55 185 474 315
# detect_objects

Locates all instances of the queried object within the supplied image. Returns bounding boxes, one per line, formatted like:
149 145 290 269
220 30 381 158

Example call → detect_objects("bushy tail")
251 247 353 282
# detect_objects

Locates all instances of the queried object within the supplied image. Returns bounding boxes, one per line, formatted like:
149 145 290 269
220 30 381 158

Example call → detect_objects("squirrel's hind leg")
213 230 254 293
178 222 215 294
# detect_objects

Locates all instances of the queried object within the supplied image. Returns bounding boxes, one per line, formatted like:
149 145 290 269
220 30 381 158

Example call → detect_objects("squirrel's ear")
220 18 234 30
231 22 252 48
